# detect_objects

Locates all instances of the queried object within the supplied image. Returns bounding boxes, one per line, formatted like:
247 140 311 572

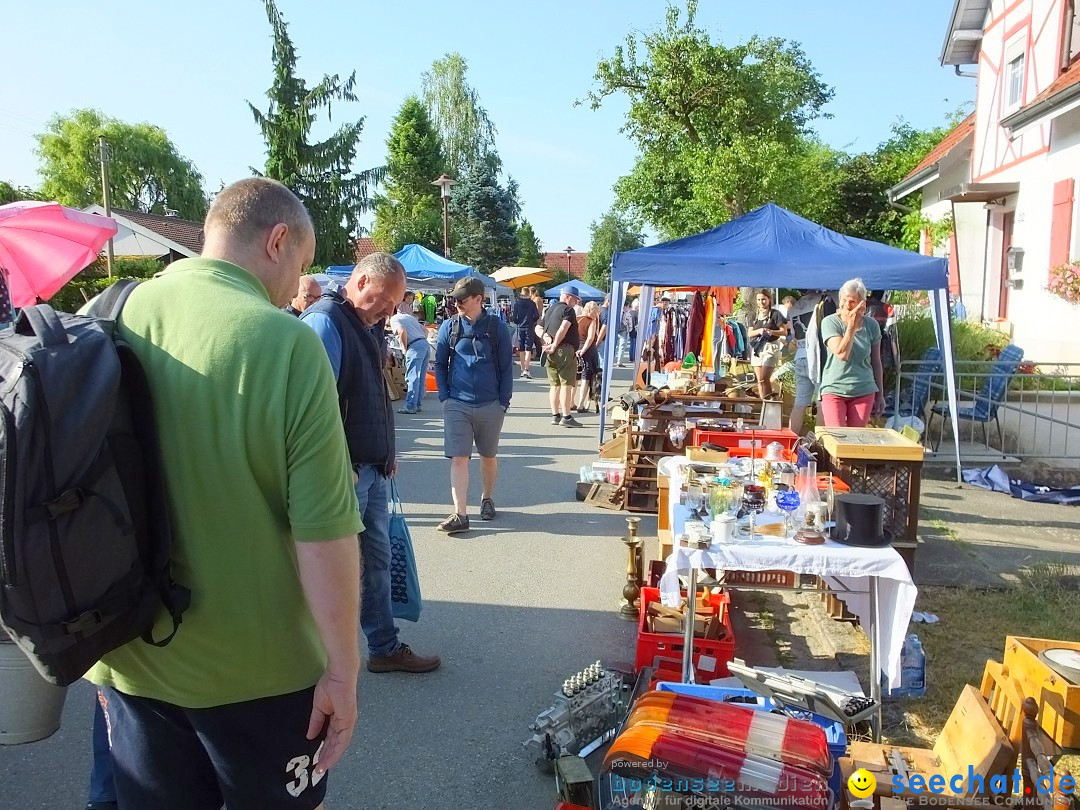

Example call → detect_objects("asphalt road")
0 364 640 809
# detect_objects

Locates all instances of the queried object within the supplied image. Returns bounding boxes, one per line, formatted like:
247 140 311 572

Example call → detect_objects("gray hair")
353 252 405 282
205 178 312 241
839 278 868 301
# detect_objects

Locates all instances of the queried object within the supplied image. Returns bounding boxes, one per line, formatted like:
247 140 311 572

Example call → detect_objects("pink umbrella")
0 201 119 308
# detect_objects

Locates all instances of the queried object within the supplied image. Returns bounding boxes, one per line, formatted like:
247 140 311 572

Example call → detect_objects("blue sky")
0 0 971 255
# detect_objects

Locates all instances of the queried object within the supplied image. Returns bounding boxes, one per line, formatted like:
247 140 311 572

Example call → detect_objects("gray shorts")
443 398 506 458
794 355 815 407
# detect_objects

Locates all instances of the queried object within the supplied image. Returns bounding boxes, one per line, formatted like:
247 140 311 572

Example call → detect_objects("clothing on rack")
686 292 705 360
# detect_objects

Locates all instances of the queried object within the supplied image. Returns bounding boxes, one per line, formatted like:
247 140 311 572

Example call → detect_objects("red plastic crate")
635 587 735 682
690 428 799 452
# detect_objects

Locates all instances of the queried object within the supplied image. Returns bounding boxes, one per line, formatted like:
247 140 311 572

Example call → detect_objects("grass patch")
748 592 796 668
883 573 1080 775
925 517 976 558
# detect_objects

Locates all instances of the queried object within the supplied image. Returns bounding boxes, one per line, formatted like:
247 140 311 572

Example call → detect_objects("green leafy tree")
249 0 382 265
421 53 501 177
584 1 833 239
371 96 446 252
585 209 645 290
450 158 519 274
515 220 543 267
0 181 43 205
35 109 207 219
822 118 958 248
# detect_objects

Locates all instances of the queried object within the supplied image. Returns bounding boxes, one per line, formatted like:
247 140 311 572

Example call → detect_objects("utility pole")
98 137 115 278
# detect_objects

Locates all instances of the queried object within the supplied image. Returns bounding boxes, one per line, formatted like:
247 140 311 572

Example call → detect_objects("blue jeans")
403 341 430 411
88 691 116 804
616 332 629 364
354 465 399 658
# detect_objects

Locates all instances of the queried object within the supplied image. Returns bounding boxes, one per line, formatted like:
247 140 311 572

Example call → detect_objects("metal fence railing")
890 357 1080 462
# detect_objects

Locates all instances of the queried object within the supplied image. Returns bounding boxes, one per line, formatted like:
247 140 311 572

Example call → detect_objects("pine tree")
371 97 446 253
450 159 519 274
515 220 543 267
248 0 382 265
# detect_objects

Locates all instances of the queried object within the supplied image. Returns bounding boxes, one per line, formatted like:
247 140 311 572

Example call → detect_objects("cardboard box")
686 446 729 463
646 597 711 637
383 366 406 401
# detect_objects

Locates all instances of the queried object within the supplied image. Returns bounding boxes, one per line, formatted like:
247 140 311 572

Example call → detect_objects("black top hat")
830 493 892 547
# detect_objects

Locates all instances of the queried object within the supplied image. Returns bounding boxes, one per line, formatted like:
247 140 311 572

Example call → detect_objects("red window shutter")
1050 178 1075 270
921 228 932 256
948 232 961 294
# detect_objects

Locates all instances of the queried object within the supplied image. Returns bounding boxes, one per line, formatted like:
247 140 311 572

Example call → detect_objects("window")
1006 53 1025 108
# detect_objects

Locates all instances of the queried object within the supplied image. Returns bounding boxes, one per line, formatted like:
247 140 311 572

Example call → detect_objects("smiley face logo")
848 768 877 798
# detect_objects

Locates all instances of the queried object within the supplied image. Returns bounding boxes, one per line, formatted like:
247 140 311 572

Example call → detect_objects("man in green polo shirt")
85 178 362 810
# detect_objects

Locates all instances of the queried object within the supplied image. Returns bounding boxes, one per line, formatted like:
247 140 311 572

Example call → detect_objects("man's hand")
306 665 359 775
387 460 398 478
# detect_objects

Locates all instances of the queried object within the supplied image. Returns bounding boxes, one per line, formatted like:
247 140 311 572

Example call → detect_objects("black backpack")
0 282 189 686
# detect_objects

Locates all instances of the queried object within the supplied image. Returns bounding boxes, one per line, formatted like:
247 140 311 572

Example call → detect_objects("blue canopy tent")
602 203 962 476
545 279 606 302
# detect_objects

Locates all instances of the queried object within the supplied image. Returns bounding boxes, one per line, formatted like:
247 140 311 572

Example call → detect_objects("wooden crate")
815 426 925 461
1002 636 1080 748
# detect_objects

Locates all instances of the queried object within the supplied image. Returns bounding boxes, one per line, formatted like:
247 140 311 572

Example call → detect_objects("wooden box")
1002 636 1080 748
842 685 1014 799
815 427 924 462
685 446 730 463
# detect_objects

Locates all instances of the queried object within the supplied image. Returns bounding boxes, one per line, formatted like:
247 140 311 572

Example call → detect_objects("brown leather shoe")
367 643 441 674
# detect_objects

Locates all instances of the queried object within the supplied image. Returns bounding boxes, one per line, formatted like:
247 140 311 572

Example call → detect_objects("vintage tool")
727 658 880 726
523 662 632 771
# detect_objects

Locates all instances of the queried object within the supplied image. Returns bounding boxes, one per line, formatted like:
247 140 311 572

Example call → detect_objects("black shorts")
517 326 535 351
101 685 328 810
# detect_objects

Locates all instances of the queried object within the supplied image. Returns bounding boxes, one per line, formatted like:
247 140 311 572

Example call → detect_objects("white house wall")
108 222 173 258
973 0 1065 180
996 107 1080 363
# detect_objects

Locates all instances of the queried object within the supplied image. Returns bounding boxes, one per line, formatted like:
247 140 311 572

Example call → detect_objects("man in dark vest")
302 252 441 674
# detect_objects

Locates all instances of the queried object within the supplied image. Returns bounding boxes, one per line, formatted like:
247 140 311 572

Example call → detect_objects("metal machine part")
524 662 633 770
727 658 880 726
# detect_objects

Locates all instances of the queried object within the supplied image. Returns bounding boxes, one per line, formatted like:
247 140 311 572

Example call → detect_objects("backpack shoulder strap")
85 279 140 320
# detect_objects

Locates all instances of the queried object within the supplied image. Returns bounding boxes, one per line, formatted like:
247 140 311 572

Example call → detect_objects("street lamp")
564 246 573 278
431 173 456 257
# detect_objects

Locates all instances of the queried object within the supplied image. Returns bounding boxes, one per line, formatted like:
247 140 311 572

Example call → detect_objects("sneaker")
436 513 470 533
523 369 532 379
397 407 418 414
86 804 118 810
551 414 563 425
561 415 582 428
367 643 441 674
480 498 496 520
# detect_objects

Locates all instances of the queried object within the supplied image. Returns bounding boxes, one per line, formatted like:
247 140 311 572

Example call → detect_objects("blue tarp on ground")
611 203 948 291
544 279 606 301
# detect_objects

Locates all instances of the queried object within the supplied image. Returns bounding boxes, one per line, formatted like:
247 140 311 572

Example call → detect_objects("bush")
48 256 165 313
896 312 1007 367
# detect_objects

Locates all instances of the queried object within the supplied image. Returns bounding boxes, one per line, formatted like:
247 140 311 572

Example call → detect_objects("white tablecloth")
662 503 917 688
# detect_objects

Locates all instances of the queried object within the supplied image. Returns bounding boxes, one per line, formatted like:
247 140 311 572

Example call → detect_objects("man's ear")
265 223 290 262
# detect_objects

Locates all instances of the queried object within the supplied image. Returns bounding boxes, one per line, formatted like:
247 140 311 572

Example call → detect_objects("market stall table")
660 503 918 741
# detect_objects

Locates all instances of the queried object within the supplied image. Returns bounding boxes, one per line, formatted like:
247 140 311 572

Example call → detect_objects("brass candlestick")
618 517 643 620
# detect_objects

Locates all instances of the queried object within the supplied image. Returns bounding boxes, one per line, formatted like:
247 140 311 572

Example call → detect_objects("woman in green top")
819 278 885 427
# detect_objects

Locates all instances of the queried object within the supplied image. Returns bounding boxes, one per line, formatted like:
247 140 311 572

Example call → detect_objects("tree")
585 209 645 290
515 220 543 267
450 158 519 274
820 117 958 248
421 53 501 177
371 96 446 252
0 181 42 205
249 0 382 265
35 109 207 219
584 1 833 239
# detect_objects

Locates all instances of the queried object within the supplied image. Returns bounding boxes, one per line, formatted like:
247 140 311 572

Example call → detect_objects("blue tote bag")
388 481 423 622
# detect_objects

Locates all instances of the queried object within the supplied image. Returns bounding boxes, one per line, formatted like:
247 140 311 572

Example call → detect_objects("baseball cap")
449 277 486 300
563 285 581 300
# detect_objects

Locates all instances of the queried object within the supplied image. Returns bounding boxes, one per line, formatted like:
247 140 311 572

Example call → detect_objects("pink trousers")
820 393 876 427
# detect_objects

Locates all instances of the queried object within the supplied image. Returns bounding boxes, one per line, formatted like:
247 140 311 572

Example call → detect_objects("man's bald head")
202 178 316 308
205 178 312 243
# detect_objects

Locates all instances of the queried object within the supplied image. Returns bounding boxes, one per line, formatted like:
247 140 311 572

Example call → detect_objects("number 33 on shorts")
286 741 326 798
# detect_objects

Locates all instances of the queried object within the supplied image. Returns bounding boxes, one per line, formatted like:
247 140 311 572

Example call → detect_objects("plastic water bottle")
903 635 927 697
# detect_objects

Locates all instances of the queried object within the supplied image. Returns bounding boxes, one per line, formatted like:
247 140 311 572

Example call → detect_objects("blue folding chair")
931 344 1024 451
